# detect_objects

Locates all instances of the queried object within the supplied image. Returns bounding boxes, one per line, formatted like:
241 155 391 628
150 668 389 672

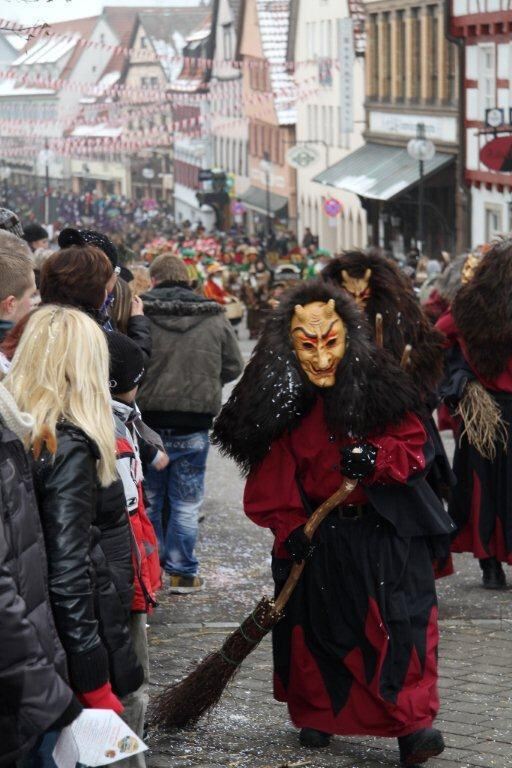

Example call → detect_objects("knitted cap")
0 208 23 238
23 222 49 244
58 227 118 269
106 332 145 396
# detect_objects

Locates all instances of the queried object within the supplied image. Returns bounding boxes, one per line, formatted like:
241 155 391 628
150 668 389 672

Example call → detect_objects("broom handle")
375 313 383 348
273 478 358 614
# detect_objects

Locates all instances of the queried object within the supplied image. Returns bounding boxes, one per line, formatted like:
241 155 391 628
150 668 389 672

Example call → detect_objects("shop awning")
239 186 288 215
314 143 454 201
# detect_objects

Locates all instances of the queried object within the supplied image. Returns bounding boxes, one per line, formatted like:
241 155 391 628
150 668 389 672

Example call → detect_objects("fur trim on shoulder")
143 298 223 317
212 279 419 474
453 238 512 379
323 249 444 397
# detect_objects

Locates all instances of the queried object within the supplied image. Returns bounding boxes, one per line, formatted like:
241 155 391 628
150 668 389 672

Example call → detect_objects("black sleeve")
220 318 244 385
127 315 153 364
36 439 109 692
0 504 75 747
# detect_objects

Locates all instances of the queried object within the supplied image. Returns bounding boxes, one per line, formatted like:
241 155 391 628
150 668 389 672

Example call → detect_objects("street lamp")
407 123 436 255
260 152 272 240
38 141 54 225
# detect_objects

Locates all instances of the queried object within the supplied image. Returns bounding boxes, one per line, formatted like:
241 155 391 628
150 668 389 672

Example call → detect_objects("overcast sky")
2 0 205 26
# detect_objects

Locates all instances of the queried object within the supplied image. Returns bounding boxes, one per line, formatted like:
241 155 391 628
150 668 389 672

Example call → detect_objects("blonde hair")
4 305 117 487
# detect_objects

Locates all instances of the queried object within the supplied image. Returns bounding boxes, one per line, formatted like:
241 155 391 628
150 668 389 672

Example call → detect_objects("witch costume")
436 239 512 589
213 280 453 766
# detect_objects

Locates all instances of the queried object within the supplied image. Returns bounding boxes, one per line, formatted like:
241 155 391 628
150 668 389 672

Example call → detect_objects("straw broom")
150 477 358 730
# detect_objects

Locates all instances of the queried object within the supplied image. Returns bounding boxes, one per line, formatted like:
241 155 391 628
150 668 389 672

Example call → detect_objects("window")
485 204 503 241
140 36 147 49
479 44 496 115
427 6 438 102
446 40 457 104
410 8 421 101
99 33 105 45
368 15 379 99
381 12 391 100
395 11 405 101
223 23 233 61
150 77 158 88
141 77 148 87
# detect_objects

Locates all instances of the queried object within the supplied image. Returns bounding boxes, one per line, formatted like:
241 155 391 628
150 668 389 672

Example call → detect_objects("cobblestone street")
146 340 512 768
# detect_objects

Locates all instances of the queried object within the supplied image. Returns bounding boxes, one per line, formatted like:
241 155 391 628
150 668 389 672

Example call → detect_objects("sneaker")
398 727 445 765
480 557 507 590
299 727 331 748
169 574 204 594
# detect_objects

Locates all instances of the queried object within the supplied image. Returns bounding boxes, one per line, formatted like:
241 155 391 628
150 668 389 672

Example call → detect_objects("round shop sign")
323 198 343 218
480 136 512 172
231 200 246 216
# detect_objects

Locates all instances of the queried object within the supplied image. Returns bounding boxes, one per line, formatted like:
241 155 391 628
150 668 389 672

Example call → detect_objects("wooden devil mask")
341 268 372 308
291 299 347 388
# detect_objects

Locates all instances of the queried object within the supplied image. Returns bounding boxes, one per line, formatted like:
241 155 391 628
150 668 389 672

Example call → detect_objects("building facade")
451 0 512 246
291 0 367 252
316 0 462 257
237 0 297 236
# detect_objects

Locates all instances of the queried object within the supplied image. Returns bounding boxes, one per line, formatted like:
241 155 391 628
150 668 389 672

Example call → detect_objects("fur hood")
212 280 419 474
141 284 223 334
453 238 512 379
322 250 444 398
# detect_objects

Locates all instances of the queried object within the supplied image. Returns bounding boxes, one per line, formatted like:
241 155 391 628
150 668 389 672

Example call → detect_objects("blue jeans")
20 731 60 768
145 429 209 577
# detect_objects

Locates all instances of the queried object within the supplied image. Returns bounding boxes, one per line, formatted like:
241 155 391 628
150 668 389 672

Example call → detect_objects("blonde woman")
4 306 143 727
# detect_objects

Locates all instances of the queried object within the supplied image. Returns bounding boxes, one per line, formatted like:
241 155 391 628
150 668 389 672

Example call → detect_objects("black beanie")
106 332 145 396
58 227 119 269
23 222 48 244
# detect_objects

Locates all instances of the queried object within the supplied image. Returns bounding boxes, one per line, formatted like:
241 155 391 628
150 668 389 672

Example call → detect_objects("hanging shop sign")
286 145 320 169
480 136 512 173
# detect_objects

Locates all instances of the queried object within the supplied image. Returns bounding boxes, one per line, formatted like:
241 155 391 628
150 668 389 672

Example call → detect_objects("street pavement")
146 334 512 768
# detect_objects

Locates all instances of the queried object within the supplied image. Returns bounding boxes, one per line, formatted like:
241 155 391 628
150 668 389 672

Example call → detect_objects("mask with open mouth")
290 299 347 388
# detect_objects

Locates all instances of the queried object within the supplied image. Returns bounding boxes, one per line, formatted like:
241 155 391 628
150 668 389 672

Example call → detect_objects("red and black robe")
436 310 512 563
244 397 450 737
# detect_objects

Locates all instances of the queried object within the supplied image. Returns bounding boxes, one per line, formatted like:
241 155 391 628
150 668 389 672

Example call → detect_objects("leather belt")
334 504 368 520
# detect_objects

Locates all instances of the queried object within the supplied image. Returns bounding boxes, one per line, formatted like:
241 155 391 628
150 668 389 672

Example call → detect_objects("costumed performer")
435 239 512 589
213 280 454 766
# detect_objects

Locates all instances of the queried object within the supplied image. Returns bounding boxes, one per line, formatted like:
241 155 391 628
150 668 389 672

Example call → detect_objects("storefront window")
485 204 503 241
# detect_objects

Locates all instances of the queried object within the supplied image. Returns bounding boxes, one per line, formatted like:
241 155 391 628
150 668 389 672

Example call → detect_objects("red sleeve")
243 435 307 555
435 309 458 349
367 412 428 485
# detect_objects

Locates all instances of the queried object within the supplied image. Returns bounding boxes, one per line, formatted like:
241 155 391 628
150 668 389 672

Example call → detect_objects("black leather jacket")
33 423 143 697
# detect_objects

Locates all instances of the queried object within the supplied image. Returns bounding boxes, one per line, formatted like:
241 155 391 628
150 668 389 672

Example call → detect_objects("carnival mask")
341 268 372 308
461 254 480 285
291 299 347 388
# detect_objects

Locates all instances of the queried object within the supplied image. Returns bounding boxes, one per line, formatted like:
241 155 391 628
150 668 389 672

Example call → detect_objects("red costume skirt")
271 509 439 737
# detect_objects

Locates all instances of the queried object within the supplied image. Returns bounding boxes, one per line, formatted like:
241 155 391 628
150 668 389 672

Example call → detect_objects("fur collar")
212 280 419 474
142 285 222 318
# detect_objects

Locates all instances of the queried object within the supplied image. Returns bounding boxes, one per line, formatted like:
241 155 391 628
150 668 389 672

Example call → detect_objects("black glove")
284 525 314 564
340 443 377 480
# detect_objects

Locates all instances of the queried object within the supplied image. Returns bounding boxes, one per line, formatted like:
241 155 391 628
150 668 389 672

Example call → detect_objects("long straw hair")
4 305 117 487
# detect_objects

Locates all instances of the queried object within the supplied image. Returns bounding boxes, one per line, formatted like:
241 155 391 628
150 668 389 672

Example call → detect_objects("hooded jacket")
138 283 244 431
0 385 81 764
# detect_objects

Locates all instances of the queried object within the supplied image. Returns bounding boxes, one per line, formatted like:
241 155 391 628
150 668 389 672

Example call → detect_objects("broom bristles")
456 380 508 461
150 596 277 730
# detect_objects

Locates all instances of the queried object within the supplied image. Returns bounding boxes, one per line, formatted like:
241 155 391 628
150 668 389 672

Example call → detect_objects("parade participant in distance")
137 255 243 594
4 307 144 722
436 239 512 589
213 280 454 766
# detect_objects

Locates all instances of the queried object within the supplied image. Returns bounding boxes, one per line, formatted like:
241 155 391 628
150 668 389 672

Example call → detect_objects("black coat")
33 423 143 698
127 314 152 366
0 423 78 765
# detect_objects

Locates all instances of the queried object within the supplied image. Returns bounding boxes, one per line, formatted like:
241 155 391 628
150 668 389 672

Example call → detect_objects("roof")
101 7 140 78
23 17 100 81
0 31 27 52
71 123 123 138
314 143 454 201
168 7 215 92
256 0 296 125
0 78 55 97
11 34 79 67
